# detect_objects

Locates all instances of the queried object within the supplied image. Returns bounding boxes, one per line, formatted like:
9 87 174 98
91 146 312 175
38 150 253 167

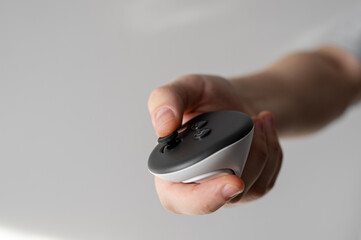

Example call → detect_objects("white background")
1 1 361 239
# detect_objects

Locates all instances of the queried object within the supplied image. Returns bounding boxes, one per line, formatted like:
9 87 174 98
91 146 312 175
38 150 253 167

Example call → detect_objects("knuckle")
148 88 161 108
149 86 169 100
198 204 213 215
173 74 206 90
196 202 219 215
148 86 175 112
160 199 179 214
177 74 203 83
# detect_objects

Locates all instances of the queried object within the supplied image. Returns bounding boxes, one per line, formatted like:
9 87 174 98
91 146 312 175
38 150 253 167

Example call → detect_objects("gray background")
1 0 361 239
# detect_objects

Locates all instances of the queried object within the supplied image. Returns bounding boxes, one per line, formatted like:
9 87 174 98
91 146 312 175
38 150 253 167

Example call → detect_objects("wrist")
228 73 281 117
228 77 259 116
316 45 361 104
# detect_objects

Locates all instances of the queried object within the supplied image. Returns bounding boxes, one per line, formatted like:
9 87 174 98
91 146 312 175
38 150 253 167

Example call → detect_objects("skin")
148 45 361 215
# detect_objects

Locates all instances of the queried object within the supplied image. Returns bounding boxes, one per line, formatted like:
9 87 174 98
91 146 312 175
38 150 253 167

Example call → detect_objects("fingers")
155 175 244 215
148 75 206 137
239 112 283 203
147 88 182 138
251 112 282 194
260 112 283 189
236 117 268 202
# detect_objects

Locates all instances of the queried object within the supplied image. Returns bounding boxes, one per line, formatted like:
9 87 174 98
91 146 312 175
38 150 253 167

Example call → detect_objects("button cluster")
158 120 212 153
191 121 211 140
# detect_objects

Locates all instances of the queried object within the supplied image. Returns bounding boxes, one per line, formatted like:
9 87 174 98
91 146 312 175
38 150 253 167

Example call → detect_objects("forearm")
230 46 361 137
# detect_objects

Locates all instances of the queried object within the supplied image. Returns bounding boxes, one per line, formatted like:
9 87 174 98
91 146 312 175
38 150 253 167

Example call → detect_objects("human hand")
148 75 282 215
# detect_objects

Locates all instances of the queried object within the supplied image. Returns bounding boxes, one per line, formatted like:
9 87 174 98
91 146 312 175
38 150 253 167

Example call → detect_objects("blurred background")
1 0 361 239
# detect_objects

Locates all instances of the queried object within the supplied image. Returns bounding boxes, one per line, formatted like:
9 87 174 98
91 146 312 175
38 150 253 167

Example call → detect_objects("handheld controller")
148 111 254 183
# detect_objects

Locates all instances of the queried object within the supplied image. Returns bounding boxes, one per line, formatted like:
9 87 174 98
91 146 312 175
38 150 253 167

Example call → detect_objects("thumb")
148 85 184 137
155 175 244 215
148 75 210 137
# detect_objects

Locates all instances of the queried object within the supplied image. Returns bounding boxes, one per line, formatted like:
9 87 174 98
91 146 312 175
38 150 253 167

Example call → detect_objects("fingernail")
254 119 264 133
222 184 243 200
263 114 274 127
155 107 176 132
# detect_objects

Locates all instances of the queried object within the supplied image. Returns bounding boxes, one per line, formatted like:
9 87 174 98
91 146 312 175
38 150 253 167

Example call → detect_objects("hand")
148 75 283 215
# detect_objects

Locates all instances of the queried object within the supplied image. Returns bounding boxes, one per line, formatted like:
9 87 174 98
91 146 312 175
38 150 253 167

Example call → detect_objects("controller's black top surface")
148 111 254 174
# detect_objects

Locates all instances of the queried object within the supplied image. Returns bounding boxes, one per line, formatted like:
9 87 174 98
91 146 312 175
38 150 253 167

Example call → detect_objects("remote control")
148 111 254 183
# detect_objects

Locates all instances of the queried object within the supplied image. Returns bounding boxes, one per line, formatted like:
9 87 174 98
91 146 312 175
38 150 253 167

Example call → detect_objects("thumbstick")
158 131 180 152
158 131 178 144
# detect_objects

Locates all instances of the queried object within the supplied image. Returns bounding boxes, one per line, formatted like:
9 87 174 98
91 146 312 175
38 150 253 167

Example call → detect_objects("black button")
158 131 178 144
191 121 208 130
161 139 181 153
194 128 211 140
158 131 181 153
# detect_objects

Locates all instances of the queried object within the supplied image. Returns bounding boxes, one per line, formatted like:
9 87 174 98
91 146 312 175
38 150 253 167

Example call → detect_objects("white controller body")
150 129 253 183
148 111 254 183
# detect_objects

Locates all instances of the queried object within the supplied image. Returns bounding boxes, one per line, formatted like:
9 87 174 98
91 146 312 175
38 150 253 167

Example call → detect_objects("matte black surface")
148 111 254 174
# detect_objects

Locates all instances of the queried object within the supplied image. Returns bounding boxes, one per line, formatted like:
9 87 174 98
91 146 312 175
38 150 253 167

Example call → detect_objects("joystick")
148 111 254 183
158 131 178 144
158 131 180 152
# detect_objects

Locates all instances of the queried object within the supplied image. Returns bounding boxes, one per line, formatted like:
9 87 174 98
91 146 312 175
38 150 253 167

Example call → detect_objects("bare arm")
231 46 361 136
